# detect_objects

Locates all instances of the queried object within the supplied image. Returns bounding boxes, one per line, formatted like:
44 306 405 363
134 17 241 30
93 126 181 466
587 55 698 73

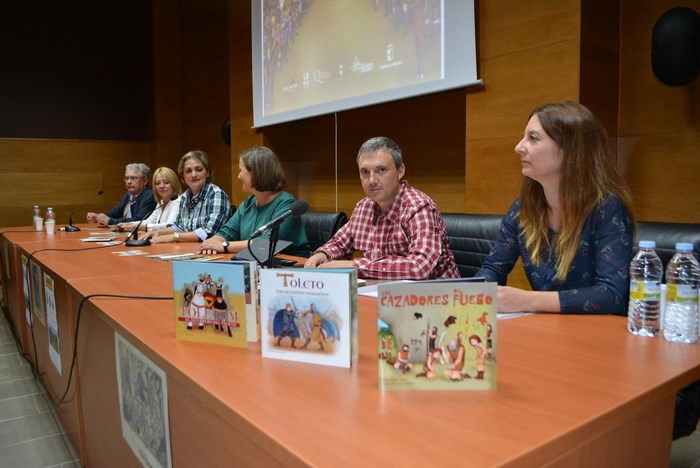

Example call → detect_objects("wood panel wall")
229 0 263 207
465 0 582 215
151 1 184 170
618 0 700 223
179 0 233 195
152 0 233 196
0 0 232 229
0 139 151 227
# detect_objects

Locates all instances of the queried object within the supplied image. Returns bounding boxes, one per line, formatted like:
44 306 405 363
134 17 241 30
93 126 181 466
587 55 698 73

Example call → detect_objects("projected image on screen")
252 0 477 127
263 0 442 115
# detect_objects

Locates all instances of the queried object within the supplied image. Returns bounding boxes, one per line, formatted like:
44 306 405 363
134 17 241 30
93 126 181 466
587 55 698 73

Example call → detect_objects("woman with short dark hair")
200 146 310 257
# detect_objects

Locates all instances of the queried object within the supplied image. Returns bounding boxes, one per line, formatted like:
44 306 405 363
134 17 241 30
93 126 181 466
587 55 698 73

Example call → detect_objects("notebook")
232 238 293 265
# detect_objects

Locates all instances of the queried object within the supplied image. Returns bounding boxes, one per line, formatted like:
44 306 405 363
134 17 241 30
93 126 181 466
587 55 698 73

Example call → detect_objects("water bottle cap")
638 240 656 249
676 242 694 251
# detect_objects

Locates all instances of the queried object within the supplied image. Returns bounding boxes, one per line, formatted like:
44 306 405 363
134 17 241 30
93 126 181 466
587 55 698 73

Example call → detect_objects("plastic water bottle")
32 205 42 230
45 207 56 235
627 240 663 337
663 242 700 344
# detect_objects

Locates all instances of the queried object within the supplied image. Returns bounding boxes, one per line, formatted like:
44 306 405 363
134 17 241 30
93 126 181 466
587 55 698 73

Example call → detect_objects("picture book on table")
224 260 260 342
377 280 498 391
259 268 358 368
171 261 249 348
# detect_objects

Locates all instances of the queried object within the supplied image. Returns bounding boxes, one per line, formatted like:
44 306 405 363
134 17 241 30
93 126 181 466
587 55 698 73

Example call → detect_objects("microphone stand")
64 217 81 232
125 214 152 247
125 194 176 247
65 189 104 232
266 227 281 269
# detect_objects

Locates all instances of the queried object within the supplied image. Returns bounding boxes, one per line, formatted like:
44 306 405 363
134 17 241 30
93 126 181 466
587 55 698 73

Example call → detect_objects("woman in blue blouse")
476 101 635 315
199 146 310 257
149 150 232 243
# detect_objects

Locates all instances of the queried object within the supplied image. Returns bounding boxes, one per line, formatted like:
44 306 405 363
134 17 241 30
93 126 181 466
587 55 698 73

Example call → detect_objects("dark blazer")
105 186 157 225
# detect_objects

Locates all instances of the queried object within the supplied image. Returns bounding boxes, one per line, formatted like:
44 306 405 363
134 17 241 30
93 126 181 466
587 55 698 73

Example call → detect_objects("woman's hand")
200 236 225 254
142 230 159 241
496 286 560 313
115 222 137 232
150 233 176 244
496 286 531 313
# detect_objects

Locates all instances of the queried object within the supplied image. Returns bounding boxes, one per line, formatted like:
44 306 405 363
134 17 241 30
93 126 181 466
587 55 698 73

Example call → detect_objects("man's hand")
319 260 354 269
95 213 110 225
304 252 328 268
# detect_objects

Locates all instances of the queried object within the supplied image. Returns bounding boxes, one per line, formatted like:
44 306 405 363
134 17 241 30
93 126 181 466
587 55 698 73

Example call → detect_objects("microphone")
250 200 309 239
65 190 104 232
125 194 177 247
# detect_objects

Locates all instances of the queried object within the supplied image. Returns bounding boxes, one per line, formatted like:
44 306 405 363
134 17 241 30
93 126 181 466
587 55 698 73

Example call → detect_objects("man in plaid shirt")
304 137 459 280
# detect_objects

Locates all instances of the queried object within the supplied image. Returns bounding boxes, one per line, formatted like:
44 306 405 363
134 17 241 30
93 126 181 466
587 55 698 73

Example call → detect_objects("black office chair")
441 213 503 278
301 211 348 252
635 221 700 279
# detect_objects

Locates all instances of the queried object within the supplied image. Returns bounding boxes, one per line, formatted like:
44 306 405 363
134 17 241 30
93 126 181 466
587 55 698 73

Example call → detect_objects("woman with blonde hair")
116 166 183 233
476 101 635 315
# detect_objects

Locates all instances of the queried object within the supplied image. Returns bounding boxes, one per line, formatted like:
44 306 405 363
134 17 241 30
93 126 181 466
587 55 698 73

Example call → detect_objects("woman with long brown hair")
476 101 635 315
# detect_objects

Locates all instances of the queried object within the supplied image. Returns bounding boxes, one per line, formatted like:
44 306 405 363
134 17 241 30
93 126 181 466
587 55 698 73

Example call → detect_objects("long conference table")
2 225 700 467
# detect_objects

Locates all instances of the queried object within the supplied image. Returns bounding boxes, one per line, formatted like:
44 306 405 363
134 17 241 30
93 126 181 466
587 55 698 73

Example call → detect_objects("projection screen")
252 0 478 128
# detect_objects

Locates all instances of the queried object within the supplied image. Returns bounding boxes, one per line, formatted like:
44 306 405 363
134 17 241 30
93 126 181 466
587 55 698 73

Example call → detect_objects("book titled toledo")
172 261 251 348
377 279 497 391
259 268 358 368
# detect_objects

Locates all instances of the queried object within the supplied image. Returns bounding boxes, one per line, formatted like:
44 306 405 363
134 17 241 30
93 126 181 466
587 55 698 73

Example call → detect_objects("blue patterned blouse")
476 196 633 315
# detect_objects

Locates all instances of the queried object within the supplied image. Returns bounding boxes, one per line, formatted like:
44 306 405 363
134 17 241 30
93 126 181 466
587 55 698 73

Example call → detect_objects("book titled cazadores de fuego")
377 279 497 391
259 268 358 368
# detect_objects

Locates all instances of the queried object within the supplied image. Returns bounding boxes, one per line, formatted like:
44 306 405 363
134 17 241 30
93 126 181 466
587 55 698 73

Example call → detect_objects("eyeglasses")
123 176 145 182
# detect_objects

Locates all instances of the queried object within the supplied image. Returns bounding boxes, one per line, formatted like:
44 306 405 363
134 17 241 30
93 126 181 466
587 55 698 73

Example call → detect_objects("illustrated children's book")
259 268 358 368
377 280 497 391
172 261 248 348
226 260 260 342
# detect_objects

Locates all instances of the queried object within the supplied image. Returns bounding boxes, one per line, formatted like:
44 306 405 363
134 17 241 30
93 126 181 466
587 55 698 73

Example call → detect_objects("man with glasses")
87 163 156 225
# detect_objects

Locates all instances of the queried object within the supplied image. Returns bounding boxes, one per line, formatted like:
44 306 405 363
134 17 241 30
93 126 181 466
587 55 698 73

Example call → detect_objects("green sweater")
216 192 310 257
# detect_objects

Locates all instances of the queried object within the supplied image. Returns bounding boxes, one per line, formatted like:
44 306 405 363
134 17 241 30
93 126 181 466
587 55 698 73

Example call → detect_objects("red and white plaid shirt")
318 181 459 280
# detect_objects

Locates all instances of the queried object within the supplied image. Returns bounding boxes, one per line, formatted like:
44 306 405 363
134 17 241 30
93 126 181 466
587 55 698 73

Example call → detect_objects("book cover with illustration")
259 268 358 368
172 261 248 348
377 280 497 391
225 260 259 342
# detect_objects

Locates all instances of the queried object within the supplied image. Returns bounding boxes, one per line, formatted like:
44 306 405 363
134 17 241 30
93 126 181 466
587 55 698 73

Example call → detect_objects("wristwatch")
222 241 229 253
172 232 180 242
